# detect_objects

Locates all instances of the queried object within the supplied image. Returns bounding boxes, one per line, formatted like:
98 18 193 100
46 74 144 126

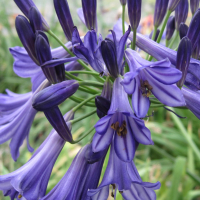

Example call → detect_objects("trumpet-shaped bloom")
88 142 160 200
0 80 49 161
182 87 200 119
0 110 74 200
41 144 107 200
92 77 153 162
135 32 200 90
121 49 185 118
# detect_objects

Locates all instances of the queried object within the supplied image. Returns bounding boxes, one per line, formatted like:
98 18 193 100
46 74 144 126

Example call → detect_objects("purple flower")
9 42 74 91
135 32 200 89
182 87 200 119
32 80 79 142
41 144 107 200
120 0 127 5
0 110 74 200
82 0 97 30
175 0 188 30
166 16 175 40
168 0 181 11
121 49 185 118
92 77 153 162
176 36 192 87
14 0 49 31
190 0 200 15
179 23 188 39
154 0 169 27
88 141 160 200
127 0 142 30
0 80 49 161
54 0 74 41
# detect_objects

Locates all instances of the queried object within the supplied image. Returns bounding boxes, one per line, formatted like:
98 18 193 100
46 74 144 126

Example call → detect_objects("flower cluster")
1 0 200 199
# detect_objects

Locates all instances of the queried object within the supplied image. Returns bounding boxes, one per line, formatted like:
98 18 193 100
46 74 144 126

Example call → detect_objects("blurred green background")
0 0 200 199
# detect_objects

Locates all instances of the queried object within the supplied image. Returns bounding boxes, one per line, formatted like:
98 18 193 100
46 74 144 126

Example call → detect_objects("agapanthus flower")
0 80 49 161
166 16 175 41
92 77 153 162
41 144 107 200
32 80 79 142
121 49 185 118
182 87 200 119
0 110 74 200
135 32 200 90
179 23 188 39
88 141 160 200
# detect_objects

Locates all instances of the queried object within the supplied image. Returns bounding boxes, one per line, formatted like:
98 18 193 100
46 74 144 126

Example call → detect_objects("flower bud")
14 0 49 31
187 8 200 50
15 15 39 65
149 29 160 41
54 0 74 41
166 16 175 40
192 43 200 59
95 96 111 118
154 0 169 27
127 0 141 30
176 36 192 87
175 0 188 30
190 0 200 15
32 80 79 111
120 0 127 5
82 0 97 30
28 6 42 32
101 39 119 78
168 0 181 11
179 23 188 39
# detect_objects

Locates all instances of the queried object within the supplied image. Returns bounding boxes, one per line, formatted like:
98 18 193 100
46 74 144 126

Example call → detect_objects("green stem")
168 31 179 49
131 28 137 50
169 107 200 161
122 5 126 35
71 126 95 144
69 96 95 107
69 70 100 76
166 39 169 47
69 109 96 124
47 30 105 83
78 81 104 88
72 94 100 112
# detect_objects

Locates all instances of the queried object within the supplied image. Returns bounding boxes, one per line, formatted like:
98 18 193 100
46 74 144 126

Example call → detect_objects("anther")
140 80 153 97
18 194 22 199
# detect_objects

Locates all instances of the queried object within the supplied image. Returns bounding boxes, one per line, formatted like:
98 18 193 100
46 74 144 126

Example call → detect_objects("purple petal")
94 115 112 135
77 8 86 25
114 116 137 161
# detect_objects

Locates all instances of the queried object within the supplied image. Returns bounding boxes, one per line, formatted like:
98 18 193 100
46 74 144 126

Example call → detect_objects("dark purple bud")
44 107 72 142
54 0 74 41
101 39 119 78
35 34 52 64
166 16 175 40
82 0 97 30
154 0 169 27
15 15 39 65
14 0 49 31
127 0 141 30
176 36 192 87
149 29 160 41
55 63 66 82
190 0 200 15
32 80 79 111
175 0 189 30
28 6 42 31
120 0 127 5
85 144 107 164
168 0 181 11
95 96 111 118
179 23 188 39
187 8 200 50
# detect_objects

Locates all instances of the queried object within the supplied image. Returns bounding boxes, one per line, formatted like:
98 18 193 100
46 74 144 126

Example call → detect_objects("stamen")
119 191 123 194
111 121 127 137
18 194 22 199
111 184 116 198
140 80 153 97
